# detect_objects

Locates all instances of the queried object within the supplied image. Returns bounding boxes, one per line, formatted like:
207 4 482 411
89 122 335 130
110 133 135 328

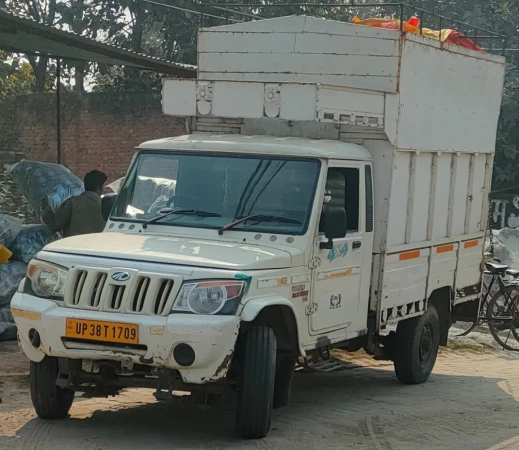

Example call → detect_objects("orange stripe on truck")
399 250 420 261
436 244 454 254
464 240 479 249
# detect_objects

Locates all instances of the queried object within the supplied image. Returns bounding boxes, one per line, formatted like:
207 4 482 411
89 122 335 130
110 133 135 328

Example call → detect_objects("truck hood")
44 233 294 270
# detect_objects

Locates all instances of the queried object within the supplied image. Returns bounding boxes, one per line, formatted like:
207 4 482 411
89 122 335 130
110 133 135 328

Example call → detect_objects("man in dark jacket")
44 170 107 237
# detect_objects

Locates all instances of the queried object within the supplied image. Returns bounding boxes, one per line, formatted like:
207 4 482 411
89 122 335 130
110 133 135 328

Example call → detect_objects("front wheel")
393 305 440 385
236 325 277 439
30 357 74 419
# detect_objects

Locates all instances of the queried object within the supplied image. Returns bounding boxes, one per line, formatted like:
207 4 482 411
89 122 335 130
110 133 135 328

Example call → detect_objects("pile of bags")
0 217 57 341
0 161 83 341
6 160 84 214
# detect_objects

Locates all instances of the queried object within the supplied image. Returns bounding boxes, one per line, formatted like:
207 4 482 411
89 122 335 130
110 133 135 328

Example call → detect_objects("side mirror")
320 206 347 249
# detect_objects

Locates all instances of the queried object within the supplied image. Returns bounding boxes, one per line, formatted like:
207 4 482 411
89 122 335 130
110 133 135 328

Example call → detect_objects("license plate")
65 319 139 345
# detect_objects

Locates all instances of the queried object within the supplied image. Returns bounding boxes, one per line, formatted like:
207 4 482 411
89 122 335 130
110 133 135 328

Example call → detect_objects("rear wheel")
487 285 519 351
394 305 440 385
30 357 74 419
236 325 276 439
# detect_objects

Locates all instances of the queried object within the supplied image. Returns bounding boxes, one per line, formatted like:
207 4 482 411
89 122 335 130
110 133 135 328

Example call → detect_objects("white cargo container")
12 15 505 439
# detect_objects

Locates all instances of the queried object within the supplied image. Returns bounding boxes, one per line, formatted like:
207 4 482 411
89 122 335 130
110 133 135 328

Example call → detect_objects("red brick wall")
0 92 185 183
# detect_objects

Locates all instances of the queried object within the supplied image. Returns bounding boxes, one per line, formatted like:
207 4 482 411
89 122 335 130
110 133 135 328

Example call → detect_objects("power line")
142 0 241 23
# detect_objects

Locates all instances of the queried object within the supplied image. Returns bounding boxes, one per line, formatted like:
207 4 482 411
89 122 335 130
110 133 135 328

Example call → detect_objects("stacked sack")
0 215 57 341
0 160 82 340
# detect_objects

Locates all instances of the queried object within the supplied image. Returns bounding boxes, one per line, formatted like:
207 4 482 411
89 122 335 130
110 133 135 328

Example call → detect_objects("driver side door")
309 162 367 336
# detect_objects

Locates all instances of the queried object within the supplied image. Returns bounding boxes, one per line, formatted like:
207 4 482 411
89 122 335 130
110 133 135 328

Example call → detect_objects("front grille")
154 280 174 315
108 285 126 310
131 277 150 313
72 270 87 305
64 268 180 316
90 273 107 307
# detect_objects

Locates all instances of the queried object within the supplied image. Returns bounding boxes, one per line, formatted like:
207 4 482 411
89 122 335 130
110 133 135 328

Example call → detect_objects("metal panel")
409 152 432 243
451 154 470 237
386 151 410 247
396 37 505 153
294 32 398 56
381 249 429 311
468 155 487 233
456 238 484 302
198 16 399 93
199 31 297 54
212 81 264 118
362 140 394 254
204 15 398 41
431 153 452 240
280 84 316 121
198 71 397 92
427 243 458 297
317 86 384 119
199 53 398 78
162 79 196 116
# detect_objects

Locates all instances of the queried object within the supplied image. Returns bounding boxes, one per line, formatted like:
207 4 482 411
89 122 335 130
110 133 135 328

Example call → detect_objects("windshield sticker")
327 243 348 262
330 294 342 309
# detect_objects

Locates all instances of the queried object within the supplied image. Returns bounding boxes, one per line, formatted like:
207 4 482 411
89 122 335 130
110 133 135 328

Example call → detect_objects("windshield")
111 152 320 235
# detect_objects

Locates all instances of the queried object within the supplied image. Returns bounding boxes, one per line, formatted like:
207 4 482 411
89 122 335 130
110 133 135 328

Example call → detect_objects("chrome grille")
154 280 174 315
64 268 180 316
72 270 87 305
90 273 107 308
131 277 150 313
108 285 126 310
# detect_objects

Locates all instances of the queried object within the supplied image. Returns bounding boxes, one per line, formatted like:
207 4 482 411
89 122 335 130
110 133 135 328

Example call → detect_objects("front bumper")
11 293 240 384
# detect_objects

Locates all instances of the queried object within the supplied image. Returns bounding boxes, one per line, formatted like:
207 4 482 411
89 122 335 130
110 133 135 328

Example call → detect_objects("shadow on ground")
3 359 519 450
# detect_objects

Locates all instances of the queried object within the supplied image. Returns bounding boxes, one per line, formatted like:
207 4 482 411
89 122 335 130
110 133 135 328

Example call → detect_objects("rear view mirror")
320 206 347 249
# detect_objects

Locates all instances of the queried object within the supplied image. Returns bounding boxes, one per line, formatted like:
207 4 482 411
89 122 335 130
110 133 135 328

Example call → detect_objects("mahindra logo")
112 272 130 282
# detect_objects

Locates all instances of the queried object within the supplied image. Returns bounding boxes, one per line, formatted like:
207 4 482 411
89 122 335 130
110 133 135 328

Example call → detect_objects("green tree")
0 51 35 97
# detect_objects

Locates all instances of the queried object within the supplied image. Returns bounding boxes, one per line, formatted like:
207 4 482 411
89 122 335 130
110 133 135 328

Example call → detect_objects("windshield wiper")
142 209 221 229
218 214 302 235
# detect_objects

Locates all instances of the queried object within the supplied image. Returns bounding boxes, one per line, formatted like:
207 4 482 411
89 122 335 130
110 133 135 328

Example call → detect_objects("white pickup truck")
12 15 505 439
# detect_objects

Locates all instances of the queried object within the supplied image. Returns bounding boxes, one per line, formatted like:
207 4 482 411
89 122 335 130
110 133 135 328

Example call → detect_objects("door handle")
352 241 362 250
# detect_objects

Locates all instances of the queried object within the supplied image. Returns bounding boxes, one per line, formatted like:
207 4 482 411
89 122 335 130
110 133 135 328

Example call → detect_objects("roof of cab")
137 134 373 161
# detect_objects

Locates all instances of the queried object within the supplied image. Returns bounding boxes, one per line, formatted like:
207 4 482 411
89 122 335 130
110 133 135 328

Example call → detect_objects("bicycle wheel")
487 285 519 351
509 286 519 343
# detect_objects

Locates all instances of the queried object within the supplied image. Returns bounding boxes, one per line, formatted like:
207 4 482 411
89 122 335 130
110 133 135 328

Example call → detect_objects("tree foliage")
1 0 518 187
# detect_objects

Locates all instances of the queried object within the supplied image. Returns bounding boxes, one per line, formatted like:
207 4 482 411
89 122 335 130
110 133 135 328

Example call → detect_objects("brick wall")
0 91 185 183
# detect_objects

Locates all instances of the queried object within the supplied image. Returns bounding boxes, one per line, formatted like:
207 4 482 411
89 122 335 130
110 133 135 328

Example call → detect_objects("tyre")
487 285 519 351
30 357 74 419
394 304 440 385
236 325 277 439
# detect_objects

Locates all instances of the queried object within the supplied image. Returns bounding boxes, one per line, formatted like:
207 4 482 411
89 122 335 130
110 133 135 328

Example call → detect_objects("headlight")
172 280 245 315
26 260 68 299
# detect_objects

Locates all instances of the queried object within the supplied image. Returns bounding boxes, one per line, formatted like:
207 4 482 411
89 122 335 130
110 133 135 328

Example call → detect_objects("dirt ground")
2 341 519 450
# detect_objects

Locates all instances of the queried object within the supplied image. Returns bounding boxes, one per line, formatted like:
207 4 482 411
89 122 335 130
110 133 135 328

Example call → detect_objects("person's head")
84 170 107 194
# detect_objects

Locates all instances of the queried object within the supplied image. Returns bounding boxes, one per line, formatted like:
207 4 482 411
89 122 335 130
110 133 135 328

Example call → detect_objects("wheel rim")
419 323 434 369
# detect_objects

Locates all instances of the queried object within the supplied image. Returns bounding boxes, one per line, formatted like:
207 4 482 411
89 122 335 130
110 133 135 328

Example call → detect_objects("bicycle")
454 260 519 351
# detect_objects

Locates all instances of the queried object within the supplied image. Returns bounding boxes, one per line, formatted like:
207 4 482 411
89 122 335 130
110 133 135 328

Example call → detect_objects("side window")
320 167 360 233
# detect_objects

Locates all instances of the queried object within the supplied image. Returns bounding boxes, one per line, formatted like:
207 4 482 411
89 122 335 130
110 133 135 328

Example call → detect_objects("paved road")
2 343 519 450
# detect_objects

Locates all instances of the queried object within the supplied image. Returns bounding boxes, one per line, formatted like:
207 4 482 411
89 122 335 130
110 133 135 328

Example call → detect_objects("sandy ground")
2 340 519 450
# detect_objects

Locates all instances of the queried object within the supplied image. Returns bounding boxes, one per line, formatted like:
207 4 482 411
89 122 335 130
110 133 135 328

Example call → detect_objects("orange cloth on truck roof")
352 16 484 52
